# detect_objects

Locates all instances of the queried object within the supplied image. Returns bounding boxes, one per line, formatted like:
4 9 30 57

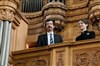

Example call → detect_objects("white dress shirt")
47 32 54 45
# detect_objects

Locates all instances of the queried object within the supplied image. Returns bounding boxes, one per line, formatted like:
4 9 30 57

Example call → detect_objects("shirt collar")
47 31 54 35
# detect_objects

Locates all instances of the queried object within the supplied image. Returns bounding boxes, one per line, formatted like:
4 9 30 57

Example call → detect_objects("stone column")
0 21 3 48
0 20 12 66
0 0 18 66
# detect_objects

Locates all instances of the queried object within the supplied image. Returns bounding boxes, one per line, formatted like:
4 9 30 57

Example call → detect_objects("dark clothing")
37 34 63 47
76 30 95 41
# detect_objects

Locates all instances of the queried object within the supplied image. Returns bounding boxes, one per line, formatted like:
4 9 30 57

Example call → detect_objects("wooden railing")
12 38 100 66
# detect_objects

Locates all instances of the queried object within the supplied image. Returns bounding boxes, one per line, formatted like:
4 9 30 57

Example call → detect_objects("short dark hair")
80 18 89 29
80 18 89 24
44 19 55 26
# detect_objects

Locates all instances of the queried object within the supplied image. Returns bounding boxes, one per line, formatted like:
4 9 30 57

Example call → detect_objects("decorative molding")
42 2 67 22
89 0 100 7
93 51 100 66
0 9 14 21
0 0 18 12
73 0 88 4
43 8 66 18
14 60 27 66
13 55 50 66
23 12 43 35
66 7 89 17
44 15 65 22
28 22 43 29
67 0 89 10
89 1 100 30
73 47 100 66
23 11 42 18
32 60 46 66
32 55 50 66
27 16 43 35
0 0 19 21
27 17 43 25
28 27 43 35
14 0 20 4
89 5 100 13
42 2 67 12
66 14 88 22
56 51 65 66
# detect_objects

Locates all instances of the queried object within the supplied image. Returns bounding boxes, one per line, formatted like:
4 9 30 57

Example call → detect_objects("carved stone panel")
14 54 50 66
56 51 65 66
73 47 100 66
32 55 50 66
0 9 14 21
14 59 27 66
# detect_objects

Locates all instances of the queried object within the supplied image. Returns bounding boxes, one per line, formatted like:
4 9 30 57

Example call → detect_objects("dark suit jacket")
76 30 95 41
37 33 63 47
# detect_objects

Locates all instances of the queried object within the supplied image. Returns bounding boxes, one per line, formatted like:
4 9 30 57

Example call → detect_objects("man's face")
78 21 88 30
45 21 55 32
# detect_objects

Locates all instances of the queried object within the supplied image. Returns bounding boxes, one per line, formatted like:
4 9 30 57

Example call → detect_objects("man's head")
45 20 55 32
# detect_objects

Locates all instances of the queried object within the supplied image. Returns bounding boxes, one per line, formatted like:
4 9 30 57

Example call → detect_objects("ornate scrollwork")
32 60 46 66
14 60 27 66
56 52 64 66
0 9 14 21
73 47 100 66
92 17 100 30
93 51 100 66
74 52 91 66
32 55 50 66
13 55 50 66
89 0 100 30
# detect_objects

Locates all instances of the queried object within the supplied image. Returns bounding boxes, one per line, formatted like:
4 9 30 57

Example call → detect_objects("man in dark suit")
37 20 63 47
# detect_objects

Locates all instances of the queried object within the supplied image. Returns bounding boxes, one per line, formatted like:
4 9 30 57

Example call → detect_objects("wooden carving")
0 9 14 21
32 60 46 66
89 0 100 31
14 55 50 66
92 17 100 30
56 51 64 66
93 51 100 66
14 59 27 66
73 47 100 66
74 52 91 66
32 55 50 66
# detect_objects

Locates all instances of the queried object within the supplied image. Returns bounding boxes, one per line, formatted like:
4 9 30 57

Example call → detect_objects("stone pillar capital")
0 9 14 21
0 0 19 21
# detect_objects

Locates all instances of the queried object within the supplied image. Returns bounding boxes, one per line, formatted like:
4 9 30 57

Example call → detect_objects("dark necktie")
50 34 53 44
